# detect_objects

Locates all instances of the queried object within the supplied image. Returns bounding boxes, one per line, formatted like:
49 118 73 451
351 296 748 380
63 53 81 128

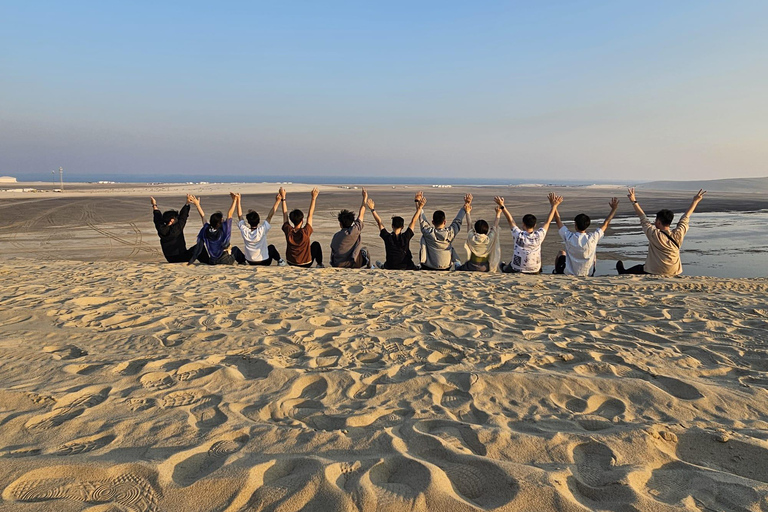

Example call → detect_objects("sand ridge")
0 260 767 511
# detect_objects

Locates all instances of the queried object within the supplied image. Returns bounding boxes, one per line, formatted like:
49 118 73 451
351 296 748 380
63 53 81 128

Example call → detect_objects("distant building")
0 176 17 183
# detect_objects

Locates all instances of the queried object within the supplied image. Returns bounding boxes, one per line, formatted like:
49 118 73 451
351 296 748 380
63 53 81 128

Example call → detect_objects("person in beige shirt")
616 188 706 276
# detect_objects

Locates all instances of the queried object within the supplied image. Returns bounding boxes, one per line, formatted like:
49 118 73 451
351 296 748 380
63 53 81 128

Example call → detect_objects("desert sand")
1 182 768 511
0 260 767 511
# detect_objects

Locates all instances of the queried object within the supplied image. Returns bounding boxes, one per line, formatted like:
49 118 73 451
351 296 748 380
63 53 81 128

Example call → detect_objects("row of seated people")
152 187 706 276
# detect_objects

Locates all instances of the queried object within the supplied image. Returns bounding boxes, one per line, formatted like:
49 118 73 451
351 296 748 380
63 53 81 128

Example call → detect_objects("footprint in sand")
175 362 215 382
24 408 84 430
244 458 331 511
259 375 328 427
569 441 633 503
43 345 87 360
153 331 185 347
55 433 116 456
364 456 430 511
190 395 227 429
169 433 249 486
140 371 176 390
219 355 273 380
113 358 150 376
55 386 111 410
2 466 160 512
161 390 203 409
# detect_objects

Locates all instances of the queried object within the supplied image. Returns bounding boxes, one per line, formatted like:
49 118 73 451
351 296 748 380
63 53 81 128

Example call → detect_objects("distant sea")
22 173 619 187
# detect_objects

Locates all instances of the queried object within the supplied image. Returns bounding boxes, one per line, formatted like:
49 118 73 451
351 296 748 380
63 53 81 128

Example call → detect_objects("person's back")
419 193 470 270
280 188 324 268
381 228 415 269
556 201 619 277
640 213 688 275
330 212 364 268
152 197 192 263
617 188 704 277
199 216 232 261
283 220 313 265
330 191 369 268
559 228 603 276
511 225 545 273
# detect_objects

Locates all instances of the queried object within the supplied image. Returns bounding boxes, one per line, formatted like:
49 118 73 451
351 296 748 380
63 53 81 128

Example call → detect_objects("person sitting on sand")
151 195 209 264
233 190 286 266
616 188 706 276
330 188 370 268
188 193 243 265
553 197 620 276
418 192 471 271
281 187 324 268
457 202 502 272
367 194 423 270
497 193 562 274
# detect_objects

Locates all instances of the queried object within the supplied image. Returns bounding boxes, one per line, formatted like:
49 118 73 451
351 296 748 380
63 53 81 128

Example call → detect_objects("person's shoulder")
379 228 389 238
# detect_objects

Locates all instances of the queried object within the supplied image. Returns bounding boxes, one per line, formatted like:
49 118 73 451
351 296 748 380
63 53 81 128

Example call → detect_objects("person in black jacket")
151 195 208 263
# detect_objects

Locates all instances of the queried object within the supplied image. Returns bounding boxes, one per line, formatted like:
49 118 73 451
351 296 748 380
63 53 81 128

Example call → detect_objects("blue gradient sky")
2 1 767 182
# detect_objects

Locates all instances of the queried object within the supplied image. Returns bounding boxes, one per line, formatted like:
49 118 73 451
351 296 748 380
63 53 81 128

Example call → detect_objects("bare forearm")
358 204 366 223
307 198 317 225
372 210 384 230
684 200 700 218
554 210 563 229
266 200 280 223
632 202 645 218
600 208 618 231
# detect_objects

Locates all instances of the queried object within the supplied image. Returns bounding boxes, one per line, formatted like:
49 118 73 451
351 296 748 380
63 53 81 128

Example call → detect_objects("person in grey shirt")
418 191 471 271
330 188 370 268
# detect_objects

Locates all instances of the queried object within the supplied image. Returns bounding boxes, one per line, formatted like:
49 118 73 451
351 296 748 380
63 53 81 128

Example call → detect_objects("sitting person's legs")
553 251 566 274
311 241 323 267
616 260 647 274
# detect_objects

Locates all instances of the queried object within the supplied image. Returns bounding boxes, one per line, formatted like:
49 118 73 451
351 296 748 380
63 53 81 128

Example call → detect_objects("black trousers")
235 244 282 265
553 254 566 274
288 241 323 268
166 246 209 264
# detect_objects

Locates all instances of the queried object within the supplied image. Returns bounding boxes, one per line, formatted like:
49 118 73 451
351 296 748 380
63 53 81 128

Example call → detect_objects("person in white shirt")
233 190 286 266
553 197 619 276
496 193 562 274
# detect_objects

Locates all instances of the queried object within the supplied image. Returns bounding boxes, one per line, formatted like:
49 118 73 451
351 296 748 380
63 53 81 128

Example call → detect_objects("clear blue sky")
1 1 766 182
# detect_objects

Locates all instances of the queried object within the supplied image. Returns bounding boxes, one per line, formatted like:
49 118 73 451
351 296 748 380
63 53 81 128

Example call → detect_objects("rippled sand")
1 260 767 511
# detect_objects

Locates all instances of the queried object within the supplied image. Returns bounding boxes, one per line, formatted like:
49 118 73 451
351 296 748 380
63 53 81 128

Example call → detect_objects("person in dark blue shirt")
188 193 243 265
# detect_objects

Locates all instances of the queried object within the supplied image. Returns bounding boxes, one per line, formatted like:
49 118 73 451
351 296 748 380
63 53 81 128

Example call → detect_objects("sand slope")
0 260 767 511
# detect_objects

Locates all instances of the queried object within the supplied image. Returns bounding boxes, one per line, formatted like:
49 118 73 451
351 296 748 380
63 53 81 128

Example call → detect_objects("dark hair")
656 209 674 227
574 213 591 231
246 210 260 228
474 219 489 235
161 210 178 225
432 210 446 226
391 216 404 230
289 209 304 226
522 214 537 229
209 211 223 230
338 209 355 228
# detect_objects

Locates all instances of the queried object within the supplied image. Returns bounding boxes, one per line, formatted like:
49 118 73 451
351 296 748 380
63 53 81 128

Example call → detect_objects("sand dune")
0 260 767 511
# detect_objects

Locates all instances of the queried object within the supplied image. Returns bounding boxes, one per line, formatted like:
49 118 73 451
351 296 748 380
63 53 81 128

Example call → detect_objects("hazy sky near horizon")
1 1 767 182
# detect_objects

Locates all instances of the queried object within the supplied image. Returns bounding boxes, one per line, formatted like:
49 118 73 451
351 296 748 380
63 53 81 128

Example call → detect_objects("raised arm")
177 195 192 228
543 193 563 234
227 192 238 220
265 190 281 224
151 197 162 228
683 189 706 218
494 196 516 229
627 188 647 220
493 206 502 230
464 203 472 237
367 198 385 231
448 193 471 236
190 196 206 225
409 196 425 231
306 188 319 227
236 193 244 221
279 187 288 224
358 188 368 223
599 197 620 232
